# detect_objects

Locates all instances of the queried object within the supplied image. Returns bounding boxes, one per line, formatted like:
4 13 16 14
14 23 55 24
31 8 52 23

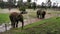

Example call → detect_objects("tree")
53 2 58 8
17 0 23 7
41 2 45 8
27 0 31 3
19 6 27 14
53 2 56 8
27 0 31 8
0 1 5 8
19 6 25 11
47 0 52 8
32 2 36 10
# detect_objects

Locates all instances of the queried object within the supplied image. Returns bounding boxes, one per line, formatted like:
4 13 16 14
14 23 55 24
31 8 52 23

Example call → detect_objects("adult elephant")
42 10 46 19
37 9 42 19
37 9 46 19
9 12 24 29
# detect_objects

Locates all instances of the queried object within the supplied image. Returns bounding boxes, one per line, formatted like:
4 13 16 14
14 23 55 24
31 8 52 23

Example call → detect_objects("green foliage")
27 3 31 8
32 2 36 10
27 0 31 2
0 2 5 8
19 6 27 14
19 6 26 11
0 13 10 24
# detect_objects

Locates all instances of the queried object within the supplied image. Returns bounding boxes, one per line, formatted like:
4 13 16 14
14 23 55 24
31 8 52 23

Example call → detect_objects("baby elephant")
9 12 24 29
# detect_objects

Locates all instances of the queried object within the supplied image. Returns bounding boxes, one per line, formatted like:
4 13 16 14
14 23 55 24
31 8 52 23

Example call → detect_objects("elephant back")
10 12 19 17
42 11 46 15
9 12 23 21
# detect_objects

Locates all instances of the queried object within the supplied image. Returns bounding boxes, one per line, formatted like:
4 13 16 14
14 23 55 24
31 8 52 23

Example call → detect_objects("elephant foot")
40 17 42 19
16 26 18 28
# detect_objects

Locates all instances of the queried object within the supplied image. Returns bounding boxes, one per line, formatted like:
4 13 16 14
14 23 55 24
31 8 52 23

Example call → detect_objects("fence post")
5 24 7 31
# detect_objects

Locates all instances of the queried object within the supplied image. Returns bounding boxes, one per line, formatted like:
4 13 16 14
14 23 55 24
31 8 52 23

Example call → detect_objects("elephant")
37 9 46 19
41 10 46 19
9 12 24 29
37 9 42 19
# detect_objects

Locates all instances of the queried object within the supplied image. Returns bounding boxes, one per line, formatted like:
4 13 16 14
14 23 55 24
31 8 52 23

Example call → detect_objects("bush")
19 6 27 14
19 6 26 11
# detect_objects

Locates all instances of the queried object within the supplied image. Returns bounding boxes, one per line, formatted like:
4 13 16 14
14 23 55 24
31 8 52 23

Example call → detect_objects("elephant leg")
16 21 18 28
37 15 39 18
43 15 45 19
13 23 15 28
21 21 24 29
42 14 45 19
11 22 15 28
9 16 15 28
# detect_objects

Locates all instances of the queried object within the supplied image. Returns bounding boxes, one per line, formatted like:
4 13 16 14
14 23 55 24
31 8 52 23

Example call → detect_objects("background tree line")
0 0 60 9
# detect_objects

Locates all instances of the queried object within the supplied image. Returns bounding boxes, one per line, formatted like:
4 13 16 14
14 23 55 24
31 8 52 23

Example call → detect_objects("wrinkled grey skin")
9 12 24 29
37 10 46 19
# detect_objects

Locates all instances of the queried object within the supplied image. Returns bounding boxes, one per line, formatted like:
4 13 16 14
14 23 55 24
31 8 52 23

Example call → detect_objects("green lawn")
1 17 60 34
0 13 10 24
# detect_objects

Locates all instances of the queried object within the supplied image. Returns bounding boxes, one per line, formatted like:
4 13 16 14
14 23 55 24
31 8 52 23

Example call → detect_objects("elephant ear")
17 14 23 20
43 11 46 14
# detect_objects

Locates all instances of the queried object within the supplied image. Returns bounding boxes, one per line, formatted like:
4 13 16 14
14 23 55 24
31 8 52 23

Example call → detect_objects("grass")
28 12 36 18
1 17 60 34
0 13 10 24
